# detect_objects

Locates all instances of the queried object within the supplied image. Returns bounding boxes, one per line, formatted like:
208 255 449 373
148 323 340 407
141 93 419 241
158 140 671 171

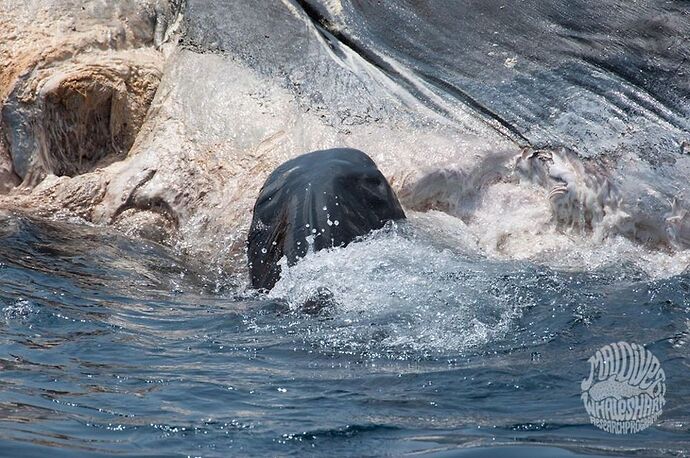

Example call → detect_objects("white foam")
401 147 690 279
3 299 36 321
269 223 537 355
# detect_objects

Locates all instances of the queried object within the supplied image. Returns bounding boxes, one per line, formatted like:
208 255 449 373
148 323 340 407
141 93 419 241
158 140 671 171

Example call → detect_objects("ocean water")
0 212 689 456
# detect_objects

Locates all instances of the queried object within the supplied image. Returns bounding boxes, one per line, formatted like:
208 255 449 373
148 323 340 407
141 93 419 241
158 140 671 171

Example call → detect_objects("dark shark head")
248 148 405 291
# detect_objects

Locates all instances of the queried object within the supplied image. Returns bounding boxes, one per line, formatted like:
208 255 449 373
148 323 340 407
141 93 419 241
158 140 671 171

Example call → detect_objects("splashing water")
269 222 540 356
1 207 690 457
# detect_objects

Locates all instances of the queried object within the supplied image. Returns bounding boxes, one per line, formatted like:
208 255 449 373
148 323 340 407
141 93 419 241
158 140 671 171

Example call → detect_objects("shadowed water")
1 213 689 456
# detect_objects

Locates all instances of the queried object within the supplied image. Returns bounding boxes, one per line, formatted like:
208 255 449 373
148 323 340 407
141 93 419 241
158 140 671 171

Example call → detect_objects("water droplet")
334 220 340 226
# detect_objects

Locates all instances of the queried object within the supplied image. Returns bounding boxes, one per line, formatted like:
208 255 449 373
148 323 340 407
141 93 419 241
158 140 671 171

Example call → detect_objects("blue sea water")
0 213 688 457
